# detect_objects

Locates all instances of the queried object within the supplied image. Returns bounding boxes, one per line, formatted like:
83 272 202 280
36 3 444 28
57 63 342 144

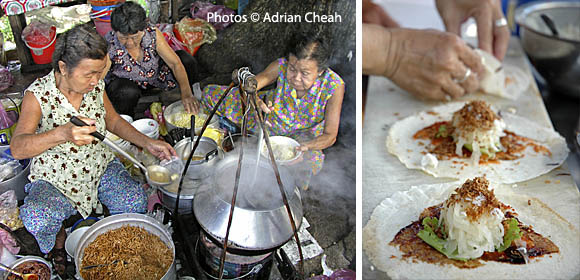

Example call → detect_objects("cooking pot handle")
205 149 218 161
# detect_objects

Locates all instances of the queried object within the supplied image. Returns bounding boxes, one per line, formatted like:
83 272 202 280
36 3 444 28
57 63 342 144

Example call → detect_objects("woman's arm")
154 28 198 114
103 90 176 160
10 91 98 159
299 82 345 151
254 60 280 91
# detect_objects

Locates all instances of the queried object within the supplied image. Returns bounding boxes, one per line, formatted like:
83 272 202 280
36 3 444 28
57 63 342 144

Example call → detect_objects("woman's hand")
144 139 177 161
256 98 274 114
436 0 509 61
61 116 98 146
386 28 484 101
181 93 200 115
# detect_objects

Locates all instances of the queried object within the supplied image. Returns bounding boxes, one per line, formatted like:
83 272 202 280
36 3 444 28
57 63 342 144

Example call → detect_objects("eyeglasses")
117 32 143 44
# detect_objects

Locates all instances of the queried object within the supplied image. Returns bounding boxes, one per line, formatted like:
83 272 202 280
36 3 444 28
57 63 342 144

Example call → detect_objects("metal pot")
164 100 219 134
194 155 303 251
74 213 176 280
157 176 209 214
515 1 580 97
174 136 220 180
2 256 51 280
220 133 258 153
0 146 30 201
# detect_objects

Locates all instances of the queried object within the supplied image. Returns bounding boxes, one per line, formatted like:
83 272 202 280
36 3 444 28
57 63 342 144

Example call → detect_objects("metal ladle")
69 116 174 188
0 262 39 280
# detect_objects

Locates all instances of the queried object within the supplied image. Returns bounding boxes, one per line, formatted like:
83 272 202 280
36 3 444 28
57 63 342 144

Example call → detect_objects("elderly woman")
202 32 345 188
104 1 200 117
10 24 176 276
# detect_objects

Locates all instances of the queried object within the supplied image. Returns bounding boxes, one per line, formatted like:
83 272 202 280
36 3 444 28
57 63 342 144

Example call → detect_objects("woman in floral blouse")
10 24 176 276
104 1 200 117
202 32 345 189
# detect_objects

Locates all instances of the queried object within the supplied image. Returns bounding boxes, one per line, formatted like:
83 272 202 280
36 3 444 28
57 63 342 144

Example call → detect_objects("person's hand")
181 93 200 115
256 98 273 114
62 116 98 146
435 0 510 61
362 0 400 28
145 139 177 161
386 28 484 101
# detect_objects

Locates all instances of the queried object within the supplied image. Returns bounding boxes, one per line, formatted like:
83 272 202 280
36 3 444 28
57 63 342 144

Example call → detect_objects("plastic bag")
0 103 15 144
0 190 24 231
21 21 56 46
190 1 235 30
0 67 13 94
157 23 186 52
174 17 217 56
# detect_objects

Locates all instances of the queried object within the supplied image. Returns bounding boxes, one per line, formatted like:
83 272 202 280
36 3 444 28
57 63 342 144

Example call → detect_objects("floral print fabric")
202 58 344 174
26 70 115 218
104 24 177 90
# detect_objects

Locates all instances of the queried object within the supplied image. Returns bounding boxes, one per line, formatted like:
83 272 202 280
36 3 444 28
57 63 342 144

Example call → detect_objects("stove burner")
196 231 274 280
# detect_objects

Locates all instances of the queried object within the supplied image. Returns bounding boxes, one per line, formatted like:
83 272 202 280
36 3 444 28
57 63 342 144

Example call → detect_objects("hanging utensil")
69 116 174 188
0 262 39 280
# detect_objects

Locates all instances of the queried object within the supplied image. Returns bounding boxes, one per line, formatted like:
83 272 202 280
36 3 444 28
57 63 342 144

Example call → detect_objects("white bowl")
260 136 302 165
65 226 90 258
119 114 133 123
132 118 159 138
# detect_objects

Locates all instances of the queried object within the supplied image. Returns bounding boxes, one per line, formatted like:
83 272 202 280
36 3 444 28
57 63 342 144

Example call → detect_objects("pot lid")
194 155 303 250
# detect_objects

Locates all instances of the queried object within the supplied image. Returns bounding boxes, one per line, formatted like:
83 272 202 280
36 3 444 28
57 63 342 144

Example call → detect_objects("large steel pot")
515 1 580 97
174 136 220 180
194 155 303 251
0 146 30 201
157 176 209 214
164 100 219 134
74 213 176 280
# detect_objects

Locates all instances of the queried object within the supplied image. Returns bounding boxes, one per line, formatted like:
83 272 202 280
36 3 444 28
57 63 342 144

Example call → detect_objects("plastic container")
23 26 57 65
93 19 112 37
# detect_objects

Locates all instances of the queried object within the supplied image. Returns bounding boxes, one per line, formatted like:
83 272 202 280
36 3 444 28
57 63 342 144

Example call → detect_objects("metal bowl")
74 213 176 280
194 155 303 251
260 136 302 165
3 256 51 280
163 101 219 134
515 1 580 97
174 136 219 180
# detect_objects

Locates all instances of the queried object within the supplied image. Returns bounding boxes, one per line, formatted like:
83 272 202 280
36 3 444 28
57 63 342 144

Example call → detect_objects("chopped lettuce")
435 125 448 138
417 217 467 261
496 218 523 252
463 143 499 158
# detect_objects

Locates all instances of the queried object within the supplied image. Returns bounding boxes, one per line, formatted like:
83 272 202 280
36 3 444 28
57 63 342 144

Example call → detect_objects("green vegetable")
435 125 448 138
417 217 467 261
496 218 523 252
462 143 499 158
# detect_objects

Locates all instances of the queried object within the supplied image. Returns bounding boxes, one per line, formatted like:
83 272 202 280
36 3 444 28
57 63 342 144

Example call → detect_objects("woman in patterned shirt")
202 32 345 189
10 24 176 276
104 1 200 117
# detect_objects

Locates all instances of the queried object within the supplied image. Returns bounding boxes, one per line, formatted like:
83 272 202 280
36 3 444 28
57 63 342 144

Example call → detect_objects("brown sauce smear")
412 122 551 162
390 205 559 268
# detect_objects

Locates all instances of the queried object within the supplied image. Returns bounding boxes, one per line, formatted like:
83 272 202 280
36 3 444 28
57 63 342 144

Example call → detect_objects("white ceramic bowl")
132 118 159 138
119 114 133 123
65 226 90 258
260 136 302 165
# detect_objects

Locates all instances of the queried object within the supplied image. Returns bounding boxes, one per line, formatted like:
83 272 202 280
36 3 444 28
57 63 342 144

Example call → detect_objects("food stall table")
362 37 580 279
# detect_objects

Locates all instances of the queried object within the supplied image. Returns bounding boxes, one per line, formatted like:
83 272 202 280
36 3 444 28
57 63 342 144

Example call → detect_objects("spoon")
540 14 559 36
81 260 128 270
0 262 39 280
69 116 174 187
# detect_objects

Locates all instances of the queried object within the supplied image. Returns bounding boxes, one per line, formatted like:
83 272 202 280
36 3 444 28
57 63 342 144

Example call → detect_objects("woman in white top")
10 23 176 276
